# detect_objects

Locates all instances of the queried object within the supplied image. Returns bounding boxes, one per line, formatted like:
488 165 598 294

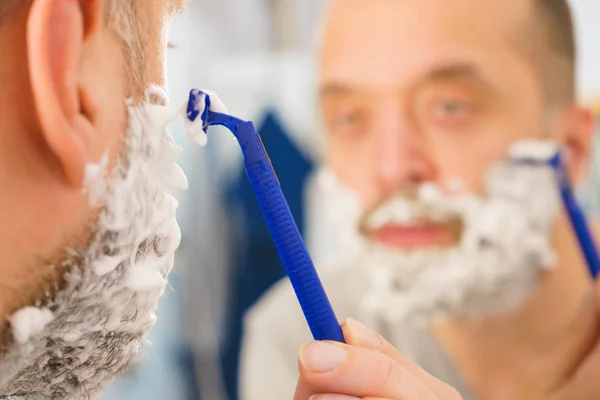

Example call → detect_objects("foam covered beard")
0 86 187 399
316 157 561 326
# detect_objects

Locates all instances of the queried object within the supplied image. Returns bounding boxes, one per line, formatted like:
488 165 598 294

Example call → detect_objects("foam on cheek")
91 254 127 277
0 85 190 398
355 145 562 322
83 151 109 207
125 265 166 292
9 308 54 345
86 86 187 322
92 94 187 298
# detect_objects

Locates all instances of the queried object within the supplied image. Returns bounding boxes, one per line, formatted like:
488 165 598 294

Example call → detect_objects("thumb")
293 377 314 400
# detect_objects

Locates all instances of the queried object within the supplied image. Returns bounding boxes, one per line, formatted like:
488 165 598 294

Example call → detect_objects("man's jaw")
0 86 185 399
0 230 87 353
320 161 561 324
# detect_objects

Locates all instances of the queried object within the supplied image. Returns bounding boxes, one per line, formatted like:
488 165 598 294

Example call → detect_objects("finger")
294 377 315 400
298 340 440 399
342 318 462 400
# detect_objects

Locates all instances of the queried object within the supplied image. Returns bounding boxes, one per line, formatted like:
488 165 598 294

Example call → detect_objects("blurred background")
100 1 600 399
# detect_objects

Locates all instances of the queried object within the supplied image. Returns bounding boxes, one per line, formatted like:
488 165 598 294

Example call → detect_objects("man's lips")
367 223 458 248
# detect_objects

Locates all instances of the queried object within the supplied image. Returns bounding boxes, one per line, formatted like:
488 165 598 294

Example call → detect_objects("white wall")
572 0 600 101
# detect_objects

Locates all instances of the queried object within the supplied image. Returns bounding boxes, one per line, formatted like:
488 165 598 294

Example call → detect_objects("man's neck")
433 215 599 400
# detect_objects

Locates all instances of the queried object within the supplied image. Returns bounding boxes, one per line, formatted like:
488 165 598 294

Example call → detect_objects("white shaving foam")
8 308 55 345
125 265 166 292
320 139 562 325
365 189 455 231
202 89 228 114
83 151 109 207
0 85 188 399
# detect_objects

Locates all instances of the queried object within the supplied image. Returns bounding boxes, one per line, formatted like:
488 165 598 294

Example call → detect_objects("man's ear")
561 107 595 185
27 0 102 187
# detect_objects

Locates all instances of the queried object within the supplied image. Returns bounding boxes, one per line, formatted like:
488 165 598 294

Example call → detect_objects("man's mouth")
366 222 459 249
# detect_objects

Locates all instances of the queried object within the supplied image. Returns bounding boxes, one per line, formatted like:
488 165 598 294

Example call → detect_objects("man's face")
318 0 594 322
321 0 560 248
0 0 185 397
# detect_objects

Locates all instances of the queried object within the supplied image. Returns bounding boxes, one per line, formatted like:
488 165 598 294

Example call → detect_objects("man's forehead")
322 0 532 48
325 0 532 17
319 0 535 89
320 63 493 96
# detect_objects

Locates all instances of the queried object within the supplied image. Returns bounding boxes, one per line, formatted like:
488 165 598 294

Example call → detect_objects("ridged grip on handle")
236 121 344 342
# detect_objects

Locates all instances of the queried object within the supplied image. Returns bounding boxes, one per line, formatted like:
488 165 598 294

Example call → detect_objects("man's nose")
373 112 435 197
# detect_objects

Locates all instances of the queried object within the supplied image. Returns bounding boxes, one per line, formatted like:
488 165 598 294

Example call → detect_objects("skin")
296 318 463 400
305 0 600 398
296 314 600 399
0 0 183 342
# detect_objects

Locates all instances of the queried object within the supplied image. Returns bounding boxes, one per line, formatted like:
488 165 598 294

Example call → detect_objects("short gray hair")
529 0 577 108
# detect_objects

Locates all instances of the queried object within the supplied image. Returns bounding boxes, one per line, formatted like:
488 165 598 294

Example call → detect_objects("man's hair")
103 0 149 95
526 0 576 108
0 0 148 95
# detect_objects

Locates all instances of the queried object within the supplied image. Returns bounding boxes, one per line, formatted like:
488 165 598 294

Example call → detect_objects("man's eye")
335 113 362 127
329 112 368 136
433 100 470 117
330 112 365 135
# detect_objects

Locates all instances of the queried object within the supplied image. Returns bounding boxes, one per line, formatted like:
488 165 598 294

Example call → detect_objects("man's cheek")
334 167 374 207
435 150 508 196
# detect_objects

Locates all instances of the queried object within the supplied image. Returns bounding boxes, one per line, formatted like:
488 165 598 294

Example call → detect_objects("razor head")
509 140 560 167
186 89 212 133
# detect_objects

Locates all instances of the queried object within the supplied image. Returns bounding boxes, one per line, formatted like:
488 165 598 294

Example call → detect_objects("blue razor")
187 89 344 342
513 149 600 278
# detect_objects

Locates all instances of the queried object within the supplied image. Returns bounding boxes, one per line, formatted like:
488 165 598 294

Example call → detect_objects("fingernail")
346 318 381 348
310 395 361 400
300 341 347 373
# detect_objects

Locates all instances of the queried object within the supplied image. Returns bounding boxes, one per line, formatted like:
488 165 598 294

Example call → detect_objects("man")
241 0 600 399
0 1 457 399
